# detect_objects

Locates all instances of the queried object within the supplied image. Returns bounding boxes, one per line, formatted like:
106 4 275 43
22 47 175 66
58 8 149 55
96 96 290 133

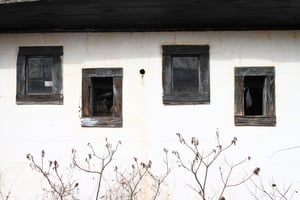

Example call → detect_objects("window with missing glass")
234 67 276 126
16 46 63 104
81 68 122 127
162 45 210 105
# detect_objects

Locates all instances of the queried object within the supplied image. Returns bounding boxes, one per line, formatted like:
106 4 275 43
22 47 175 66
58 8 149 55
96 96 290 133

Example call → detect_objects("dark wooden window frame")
234 67 276 126
81 68 123 128
16 46 63 105
162 45 210 105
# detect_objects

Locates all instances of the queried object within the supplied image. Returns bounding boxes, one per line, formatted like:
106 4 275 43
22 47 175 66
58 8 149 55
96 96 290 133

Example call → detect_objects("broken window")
16 46 63 104
234 67 276 126
81 68 122 127
162 45 210 105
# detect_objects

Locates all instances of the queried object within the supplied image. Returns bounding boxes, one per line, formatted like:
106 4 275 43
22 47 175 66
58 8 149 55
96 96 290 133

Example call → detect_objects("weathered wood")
1 0 300 32
82 68 123 78
16 46 63 105
235 116 276 126
234 76 244 116
234 67 276 126
235 67 275 76
81 116 122 128
113 77 122 119
18 46 63 56
81 74 90 117
162 45 210 105
163 45 209 55
16 94 63 105
266 75 276 117
81 68 123 127
199 53 210 99
162 54 172 96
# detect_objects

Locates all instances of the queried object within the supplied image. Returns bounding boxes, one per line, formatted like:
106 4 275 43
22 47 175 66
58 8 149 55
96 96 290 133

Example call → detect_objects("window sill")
16 94 63 105
81 116 122 128
163 94 210 105
235 116 276 126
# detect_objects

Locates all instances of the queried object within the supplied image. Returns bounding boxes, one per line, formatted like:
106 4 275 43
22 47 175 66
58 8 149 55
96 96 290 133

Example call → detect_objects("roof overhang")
1 0 300 32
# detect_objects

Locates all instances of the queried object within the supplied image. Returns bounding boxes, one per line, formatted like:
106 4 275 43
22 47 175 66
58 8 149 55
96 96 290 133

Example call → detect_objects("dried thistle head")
232 137 238 145
253 167 260 175
172 150 180 159
54 160 59 168
26 154 33 160
163 148 168 154
191 137 199 146
71 149 76 154
41 150 45 158
148 160 152 168
176 133 186 144
49 160 53 167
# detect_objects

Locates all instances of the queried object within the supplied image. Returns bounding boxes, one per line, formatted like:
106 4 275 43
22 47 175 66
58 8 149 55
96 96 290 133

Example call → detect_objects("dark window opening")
244 76 265 116
90 77 113 116
172 55 200 93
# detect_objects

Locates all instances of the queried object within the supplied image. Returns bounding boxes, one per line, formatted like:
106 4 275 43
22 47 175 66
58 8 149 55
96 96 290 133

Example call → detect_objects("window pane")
27 57 53 94
172 56 199 93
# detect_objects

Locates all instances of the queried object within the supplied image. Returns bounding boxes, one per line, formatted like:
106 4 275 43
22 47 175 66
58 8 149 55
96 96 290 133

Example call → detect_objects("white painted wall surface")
0 31 300 199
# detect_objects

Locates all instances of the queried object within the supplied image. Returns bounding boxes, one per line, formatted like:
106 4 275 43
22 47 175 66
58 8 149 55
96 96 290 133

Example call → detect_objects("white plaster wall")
0 31 300 199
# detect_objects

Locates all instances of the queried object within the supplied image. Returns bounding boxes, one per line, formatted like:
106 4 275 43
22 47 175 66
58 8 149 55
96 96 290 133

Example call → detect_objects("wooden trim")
81 116 122 128
163 94 209 105
113 77 122 118
162 45 210 105
162 45 209 55
18 46 63 56
235 67 275 76
235 116 276 126
81 68 123 128
81 76 90 117
82 68 123 78
162 54 172 96
16 94 63 105
16 46 63 105
234 67 276 126
234 76 244 116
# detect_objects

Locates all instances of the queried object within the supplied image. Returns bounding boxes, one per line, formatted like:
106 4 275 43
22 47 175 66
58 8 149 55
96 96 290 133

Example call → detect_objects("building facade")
0 31 300 199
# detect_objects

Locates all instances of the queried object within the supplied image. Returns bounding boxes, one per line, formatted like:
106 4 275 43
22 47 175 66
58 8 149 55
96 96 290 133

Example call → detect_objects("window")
16 46 63 104
234 67 276 126
162 45 210 104
81 68 122 127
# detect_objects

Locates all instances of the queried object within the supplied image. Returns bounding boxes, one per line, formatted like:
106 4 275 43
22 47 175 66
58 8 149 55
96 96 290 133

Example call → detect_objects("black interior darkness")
244 76 266 116
91 77 113 116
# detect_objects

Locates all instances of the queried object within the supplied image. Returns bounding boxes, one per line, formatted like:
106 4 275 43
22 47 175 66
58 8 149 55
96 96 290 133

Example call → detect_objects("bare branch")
26 151 79 200
72 139 121 200
173 131 251 200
